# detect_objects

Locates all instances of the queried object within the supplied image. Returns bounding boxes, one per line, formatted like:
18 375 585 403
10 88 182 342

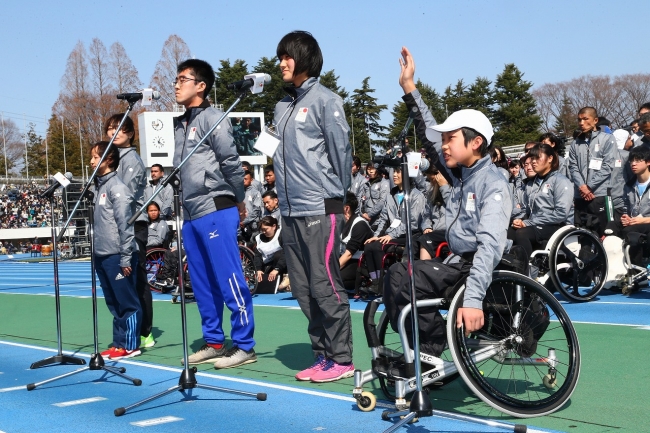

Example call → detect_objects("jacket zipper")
282 102 298 217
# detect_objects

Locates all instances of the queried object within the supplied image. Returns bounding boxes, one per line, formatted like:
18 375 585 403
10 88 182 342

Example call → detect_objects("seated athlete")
384 47 512 357
508 143 574 258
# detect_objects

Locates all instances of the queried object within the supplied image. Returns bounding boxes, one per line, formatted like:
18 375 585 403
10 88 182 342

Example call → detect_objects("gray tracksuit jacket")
421 201 446 232
147 219 168 247
273 77 352 217
263 206 281 227
405 89 512 310
521 170 574 227
610 148 633 210
374 186 425 238
624 179 650 217
93 171 136 267
510 177 527 220
116 147 147 222
144 178 173 219
349 172 365 197
358 177 390 220
173 100 245 220
568 130 617 198
243 185 263 228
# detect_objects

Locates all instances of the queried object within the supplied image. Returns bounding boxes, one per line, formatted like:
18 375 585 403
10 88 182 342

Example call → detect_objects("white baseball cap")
612 129 629 150
425 109 494 146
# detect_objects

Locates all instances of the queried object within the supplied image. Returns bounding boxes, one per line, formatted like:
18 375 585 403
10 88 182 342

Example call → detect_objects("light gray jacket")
93 171 136 267
273 77 352 217
144 178 173 219
568 130 617 198
624 178 650 217
405 89 512 310
522 170 574 227
147 219 169 247
243 185 263 227
116 147 147 222
374 186 425 239
173 100 245 220
358 177 390 220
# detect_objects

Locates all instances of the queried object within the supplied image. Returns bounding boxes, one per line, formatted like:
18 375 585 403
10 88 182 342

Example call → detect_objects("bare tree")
88 38 115 138
108 42 143 94
0 116 27 175
149 34 192 111
534 73 650 133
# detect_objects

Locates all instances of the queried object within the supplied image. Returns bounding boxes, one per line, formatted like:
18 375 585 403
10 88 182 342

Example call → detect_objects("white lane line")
0 385 27 392
130 416 184 427
52 396 107 407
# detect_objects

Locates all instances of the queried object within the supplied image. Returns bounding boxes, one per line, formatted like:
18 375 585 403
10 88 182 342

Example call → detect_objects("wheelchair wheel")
549 227 607 302
447 270 580 418
376 306 459 400
239 245 258 295
145 248 167 293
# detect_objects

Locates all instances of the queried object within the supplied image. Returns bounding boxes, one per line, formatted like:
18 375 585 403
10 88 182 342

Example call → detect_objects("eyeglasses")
172 76 198 86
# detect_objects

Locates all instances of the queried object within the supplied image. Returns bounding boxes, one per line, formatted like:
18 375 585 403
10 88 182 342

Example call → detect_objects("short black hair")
578 106 598 118
151 163 164 172
147 201 161 211
352 155 361 169
639 102 650 113
104 114 135 145
90 141 120 171
259 215 279 228
241 161 252 170
461 127 489 157
262 190 278 200
528 143 559 171
629 145 650 162
344 191 358 213
538 132 566 156
264 164 274 174
276 31 323 78
638 112 650 127
177 59 215 100
243 170 252 178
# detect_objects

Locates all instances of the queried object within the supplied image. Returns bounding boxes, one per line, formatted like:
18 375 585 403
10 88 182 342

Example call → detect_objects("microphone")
116 90 161 102
227 73 272 93
40 172 73 198
419 158 430 172
397 106 418 142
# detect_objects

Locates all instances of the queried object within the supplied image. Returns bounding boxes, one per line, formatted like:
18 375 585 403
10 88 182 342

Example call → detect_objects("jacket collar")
459 154 492 181
178 99 211 123
94 171 117 188
284 77 317 99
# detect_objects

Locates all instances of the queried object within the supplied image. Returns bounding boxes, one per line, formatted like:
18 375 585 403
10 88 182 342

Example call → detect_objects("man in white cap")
383 47 513 355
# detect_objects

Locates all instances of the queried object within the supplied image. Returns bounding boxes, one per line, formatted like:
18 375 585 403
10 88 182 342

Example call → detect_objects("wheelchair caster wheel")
543 374 557 389
400 414 418 423
381 410 391 421
356 391 376 412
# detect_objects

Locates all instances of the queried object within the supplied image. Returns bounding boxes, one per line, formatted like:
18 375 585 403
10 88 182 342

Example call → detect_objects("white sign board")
137 112 179 168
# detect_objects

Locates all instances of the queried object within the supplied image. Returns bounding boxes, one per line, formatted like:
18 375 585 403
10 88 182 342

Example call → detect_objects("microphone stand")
29 188 86 369
28 189 142 390
27 100 142 390
115 88 266 417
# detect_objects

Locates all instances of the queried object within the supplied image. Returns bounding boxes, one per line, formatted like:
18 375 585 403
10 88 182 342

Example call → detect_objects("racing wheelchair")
144 244 258 301
353 269 580 418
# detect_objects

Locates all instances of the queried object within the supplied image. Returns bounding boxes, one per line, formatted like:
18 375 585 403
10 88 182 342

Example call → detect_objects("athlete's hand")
122 266 132 277
456 307 484 337
399 46 417 94
237 202 247 222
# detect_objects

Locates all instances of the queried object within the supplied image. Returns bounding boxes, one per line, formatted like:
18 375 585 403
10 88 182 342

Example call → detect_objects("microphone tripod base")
30 353 86 369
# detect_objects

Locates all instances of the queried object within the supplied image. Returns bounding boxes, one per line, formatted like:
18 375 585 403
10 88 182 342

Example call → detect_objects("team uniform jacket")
93 171 136 268
349 172 365 197
117 147 147 222
623 179 650 217
173 100 244 220
374 186 425 239
243 185 263 228
421 200 446 232
568 130 617 198
273 77 352 217
144 178 173 219
610 148 633 210
358 177 390 219
404 89 512 310
147 219 169 248
521 170 574 227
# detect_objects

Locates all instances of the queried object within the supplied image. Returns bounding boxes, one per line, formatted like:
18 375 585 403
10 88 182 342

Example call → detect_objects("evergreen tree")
465 77 495 119
553 96 578 138
349 77 387 162
44 116 84 178
213 59 252 112
319 70 349 101
22 123 47 179
492 64 542 145
442 79 467 115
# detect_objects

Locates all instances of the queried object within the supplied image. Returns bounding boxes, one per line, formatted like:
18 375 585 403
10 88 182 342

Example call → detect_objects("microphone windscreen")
64 172 73 181
152 91 161 100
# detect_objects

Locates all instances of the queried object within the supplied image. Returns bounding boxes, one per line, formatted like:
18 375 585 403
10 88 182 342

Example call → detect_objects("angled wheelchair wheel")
145 248 167 293
549 228 607 302
239 245 258 295
447 270 580 418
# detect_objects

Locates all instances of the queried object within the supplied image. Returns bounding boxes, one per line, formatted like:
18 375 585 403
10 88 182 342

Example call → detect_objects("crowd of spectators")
0 181 63 229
